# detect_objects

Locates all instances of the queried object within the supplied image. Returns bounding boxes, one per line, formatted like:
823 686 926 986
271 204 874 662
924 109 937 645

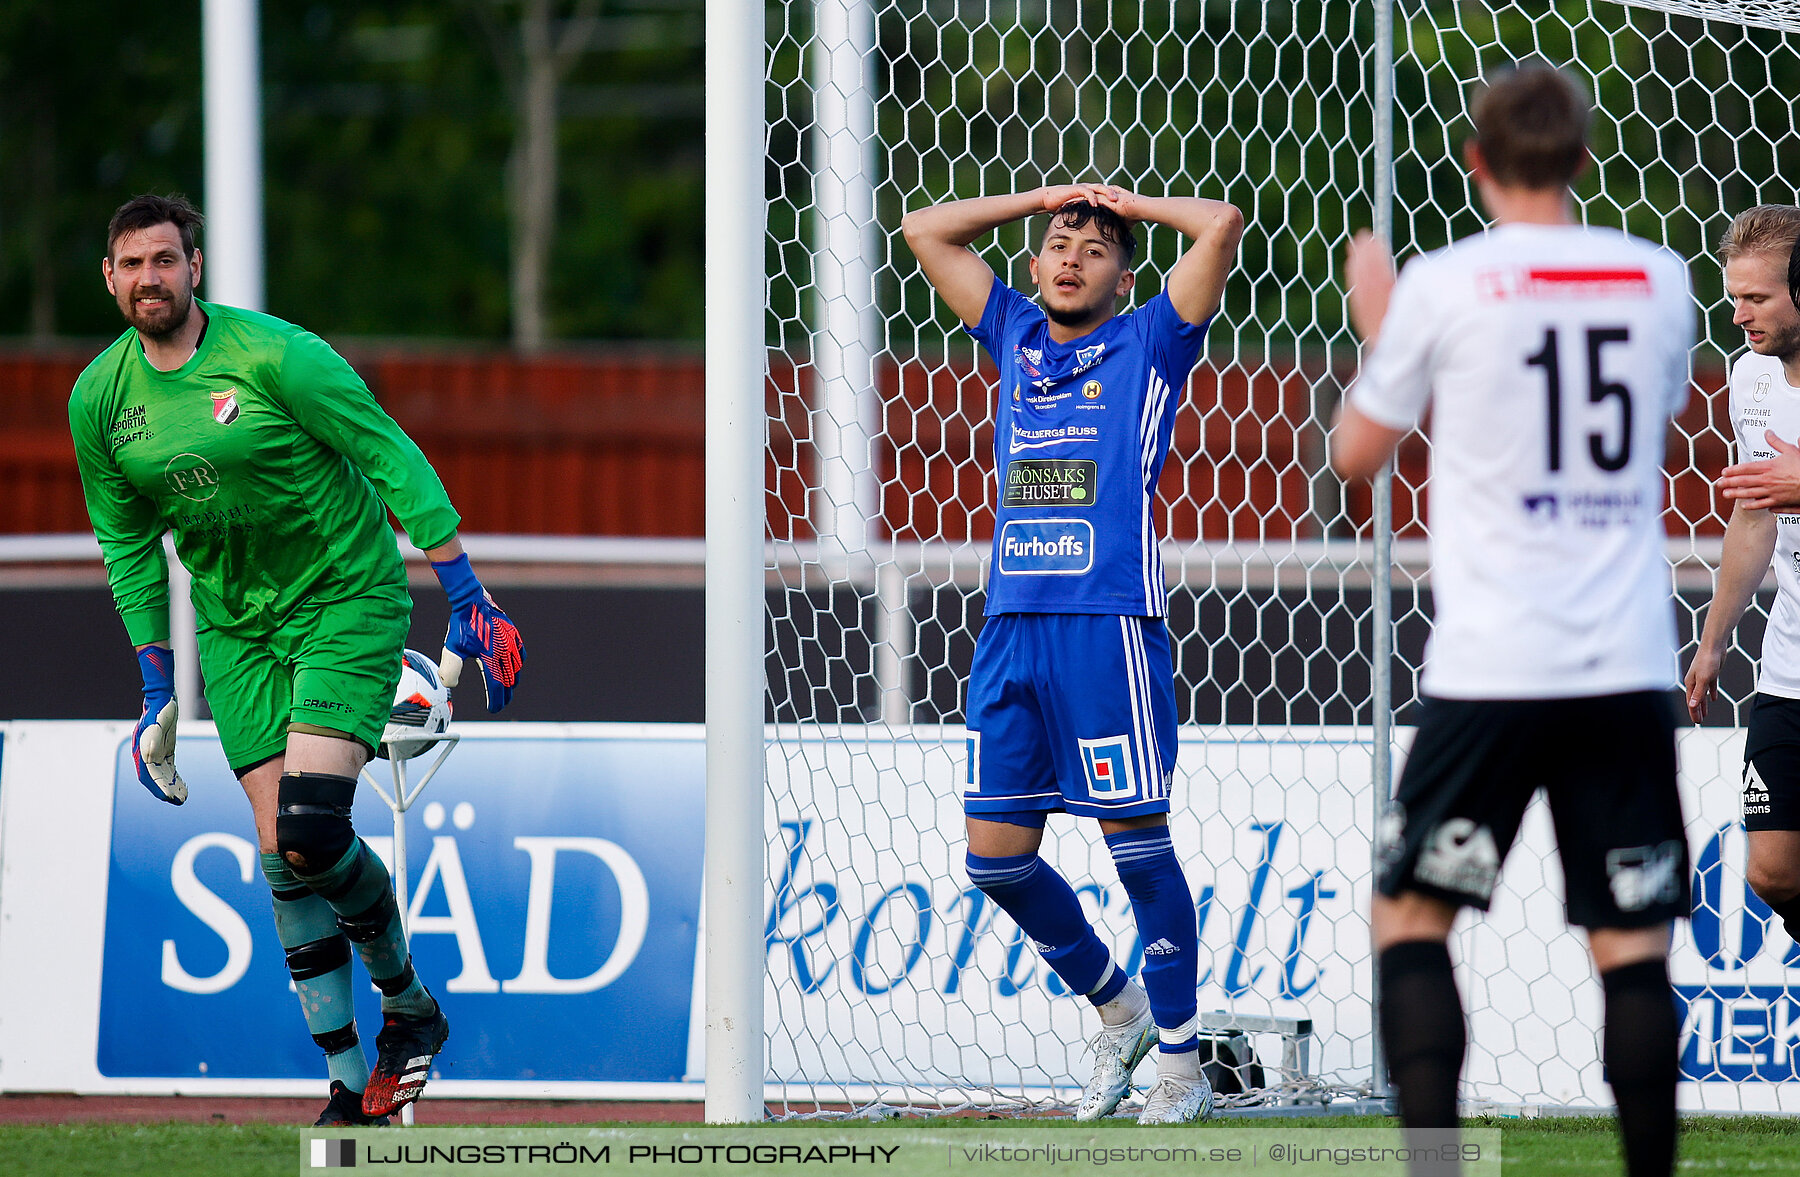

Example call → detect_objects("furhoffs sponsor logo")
1002 459 1096 508
997 520 1093 575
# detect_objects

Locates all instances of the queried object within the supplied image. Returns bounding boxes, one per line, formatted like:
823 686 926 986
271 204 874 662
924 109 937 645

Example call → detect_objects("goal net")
758 0 1800 1114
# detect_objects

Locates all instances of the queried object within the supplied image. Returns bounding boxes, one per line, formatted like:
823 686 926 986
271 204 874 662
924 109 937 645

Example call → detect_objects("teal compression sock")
261 852 368 1090
296 840 436 1019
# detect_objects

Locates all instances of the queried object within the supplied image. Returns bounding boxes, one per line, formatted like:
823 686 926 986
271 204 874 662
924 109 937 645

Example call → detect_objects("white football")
378 648 452 761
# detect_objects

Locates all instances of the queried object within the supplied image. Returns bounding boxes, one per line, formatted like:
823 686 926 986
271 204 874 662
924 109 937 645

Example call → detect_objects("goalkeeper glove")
432 553 525 712
133 646 187 805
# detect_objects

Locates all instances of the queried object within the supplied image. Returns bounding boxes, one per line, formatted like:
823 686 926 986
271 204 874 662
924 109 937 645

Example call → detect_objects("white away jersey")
1729 353 1800 700
1350 224 1693 699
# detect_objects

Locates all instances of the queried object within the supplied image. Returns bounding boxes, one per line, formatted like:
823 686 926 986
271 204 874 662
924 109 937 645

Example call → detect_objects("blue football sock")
1105 827 1199 1052
296 840 436 1019
261 852 368 1090
966 851 1118 1001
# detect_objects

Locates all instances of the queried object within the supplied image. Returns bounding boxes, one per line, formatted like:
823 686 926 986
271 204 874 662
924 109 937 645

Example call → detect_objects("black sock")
1379 939 1465 1131
1766 893 1800 945
1601 958 1678 1177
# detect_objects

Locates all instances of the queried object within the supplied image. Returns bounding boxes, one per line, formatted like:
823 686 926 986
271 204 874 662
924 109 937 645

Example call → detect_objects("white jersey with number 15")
1350 223 1693 700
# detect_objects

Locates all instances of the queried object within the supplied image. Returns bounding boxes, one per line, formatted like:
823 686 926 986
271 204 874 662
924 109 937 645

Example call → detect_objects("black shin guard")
1378 940 1466 1131
275 771 358 875
284 933 352 982
312 1022 361 1056
1601 959 1679 1177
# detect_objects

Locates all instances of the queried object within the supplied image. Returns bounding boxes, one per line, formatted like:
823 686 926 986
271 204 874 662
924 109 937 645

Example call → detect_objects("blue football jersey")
967 278 1211 616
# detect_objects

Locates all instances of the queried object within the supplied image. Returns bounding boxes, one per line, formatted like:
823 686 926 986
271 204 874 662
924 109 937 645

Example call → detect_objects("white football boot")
1137 1069 1215 1125
1074 1007 1158 1121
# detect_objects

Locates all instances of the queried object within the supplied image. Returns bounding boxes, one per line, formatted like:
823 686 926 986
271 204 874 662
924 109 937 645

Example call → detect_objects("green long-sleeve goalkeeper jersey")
69 301 461 646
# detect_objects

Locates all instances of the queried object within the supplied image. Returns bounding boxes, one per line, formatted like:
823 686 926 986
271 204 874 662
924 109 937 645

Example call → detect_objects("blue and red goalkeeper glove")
432 553 525 712
133 646 187 805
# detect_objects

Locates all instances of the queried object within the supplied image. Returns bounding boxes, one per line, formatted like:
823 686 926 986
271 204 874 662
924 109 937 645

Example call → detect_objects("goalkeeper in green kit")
69 194 525 1126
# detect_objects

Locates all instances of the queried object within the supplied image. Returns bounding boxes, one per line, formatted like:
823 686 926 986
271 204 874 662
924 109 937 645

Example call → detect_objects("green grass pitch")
4 1115 1799 1176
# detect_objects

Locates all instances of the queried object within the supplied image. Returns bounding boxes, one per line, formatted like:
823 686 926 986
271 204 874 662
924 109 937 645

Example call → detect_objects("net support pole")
189 0 266 719
202 0 266 312
811 0 898 721
1368 0 1397 1104
810 0 879 558
164 538 200 720
704 0 768 1125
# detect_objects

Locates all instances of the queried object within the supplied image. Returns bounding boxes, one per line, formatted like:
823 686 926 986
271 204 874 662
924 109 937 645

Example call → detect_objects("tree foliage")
0 0 702 343
6 1 1800 350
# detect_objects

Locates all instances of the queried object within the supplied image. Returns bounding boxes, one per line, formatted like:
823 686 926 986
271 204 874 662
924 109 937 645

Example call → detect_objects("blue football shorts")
963 612 1178 821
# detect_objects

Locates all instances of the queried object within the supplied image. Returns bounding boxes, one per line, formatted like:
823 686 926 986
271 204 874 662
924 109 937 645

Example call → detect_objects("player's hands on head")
1718 430 1800 512
1345 230 1397 344
1084 184 1144 220
1684 646 1723 724
1041 183 1131 217
432 553 525 713
132 645 187 805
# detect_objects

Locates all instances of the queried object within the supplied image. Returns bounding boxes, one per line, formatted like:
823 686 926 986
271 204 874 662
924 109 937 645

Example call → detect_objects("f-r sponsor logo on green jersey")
165 453 223 501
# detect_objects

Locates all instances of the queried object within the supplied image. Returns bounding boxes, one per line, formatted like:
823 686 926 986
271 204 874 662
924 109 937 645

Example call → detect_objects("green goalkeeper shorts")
199 591 411 771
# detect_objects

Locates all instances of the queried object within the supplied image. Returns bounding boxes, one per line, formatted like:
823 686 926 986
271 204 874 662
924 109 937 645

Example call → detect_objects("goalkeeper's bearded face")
105 222 201 342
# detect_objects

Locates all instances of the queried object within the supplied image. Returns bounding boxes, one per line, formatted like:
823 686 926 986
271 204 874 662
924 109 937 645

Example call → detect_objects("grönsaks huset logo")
997 520 1093 575
311 1138 356 1168
1002 459 1096 508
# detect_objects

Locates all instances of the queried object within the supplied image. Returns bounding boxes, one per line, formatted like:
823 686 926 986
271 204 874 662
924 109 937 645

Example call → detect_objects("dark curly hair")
107 193 205 260
1040 200 1138 264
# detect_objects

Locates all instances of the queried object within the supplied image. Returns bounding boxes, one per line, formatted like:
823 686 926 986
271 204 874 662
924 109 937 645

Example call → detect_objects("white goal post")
705 0 1800 1120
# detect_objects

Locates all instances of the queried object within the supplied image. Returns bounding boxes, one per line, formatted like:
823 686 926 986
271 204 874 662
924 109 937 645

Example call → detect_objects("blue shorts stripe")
1124 617 1163 800
1118 617 1145 802
1127 617 1155 801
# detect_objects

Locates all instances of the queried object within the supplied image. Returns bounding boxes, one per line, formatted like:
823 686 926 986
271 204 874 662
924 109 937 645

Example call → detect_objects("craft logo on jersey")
997 519 1093 575
210 388 240 425
1078 735 1137 799
164 453 223 502
1003 459 1096 508
112 404 154 446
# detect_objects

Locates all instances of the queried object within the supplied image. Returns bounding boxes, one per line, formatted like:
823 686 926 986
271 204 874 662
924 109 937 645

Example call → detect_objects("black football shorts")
1743 693 1800 831
1375 691 1688 929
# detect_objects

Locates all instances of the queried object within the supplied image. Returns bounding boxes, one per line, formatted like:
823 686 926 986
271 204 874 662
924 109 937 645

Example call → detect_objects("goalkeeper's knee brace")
275 771 358 874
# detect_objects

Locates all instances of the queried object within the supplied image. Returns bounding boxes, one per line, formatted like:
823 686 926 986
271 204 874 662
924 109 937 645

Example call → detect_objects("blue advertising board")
97 731 703 1084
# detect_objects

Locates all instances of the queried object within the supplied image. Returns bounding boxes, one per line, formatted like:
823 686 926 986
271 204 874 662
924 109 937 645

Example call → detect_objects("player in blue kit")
903 182 1242 1124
